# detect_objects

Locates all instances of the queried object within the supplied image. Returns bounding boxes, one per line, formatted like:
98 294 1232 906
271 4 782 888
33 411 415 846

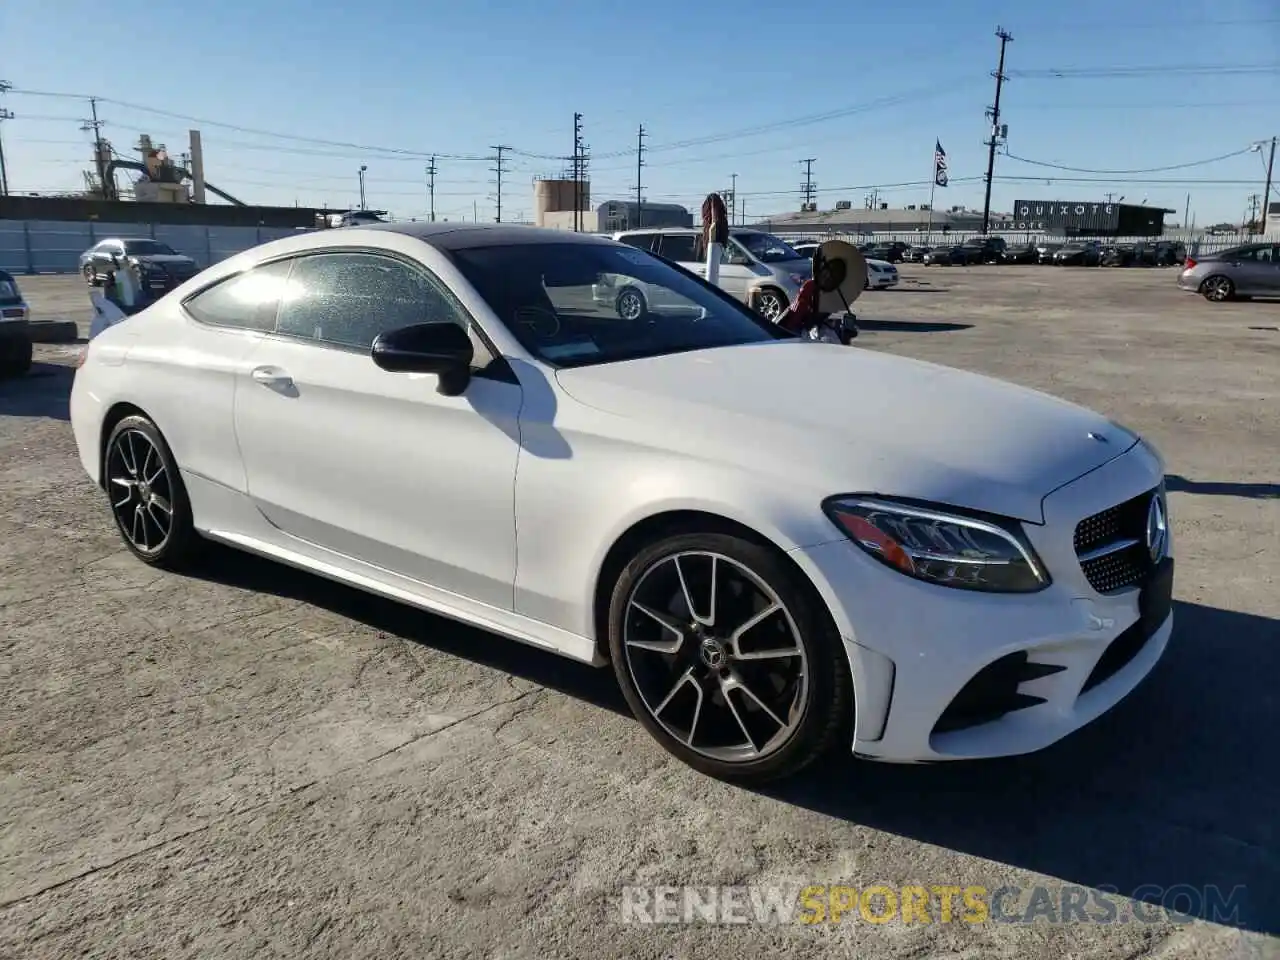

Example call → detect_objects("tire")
607 531 851 784
1201 275 1234 303
615 286 647 321
0 337 33 378
753 288 788 322
102 415 202 569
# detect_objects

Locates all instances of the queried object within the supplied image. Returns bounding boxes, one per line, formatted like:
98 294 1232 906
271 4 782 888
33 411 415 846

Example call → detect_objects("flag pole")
928 139 938 244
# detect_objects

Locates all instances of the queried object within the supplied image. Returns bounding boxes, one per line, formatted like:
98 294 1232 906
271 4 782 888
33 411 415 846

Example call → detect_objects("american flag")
934 141 949 188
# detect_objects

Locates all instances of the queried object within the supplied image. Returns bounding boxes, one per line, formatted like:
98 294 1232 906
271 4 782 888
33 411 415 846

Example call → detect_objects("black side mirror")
371 321 474 396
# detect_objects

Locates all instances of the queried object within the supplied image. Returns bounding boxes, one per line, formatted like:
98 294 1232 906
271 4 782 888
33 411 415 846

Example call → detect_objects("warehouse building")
750 204 1011 235
1009 200 1171 237
533 178 691 232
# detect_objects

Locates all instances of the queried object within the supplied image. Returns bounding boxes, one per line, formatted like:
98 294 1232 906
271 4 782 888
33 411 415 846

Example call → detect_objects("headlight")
822 496 1050 593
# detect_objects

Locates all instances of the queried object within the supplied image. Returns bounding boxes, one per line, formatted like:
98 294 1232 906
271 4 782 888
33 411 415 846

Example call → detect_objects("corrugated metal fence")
0 220 306 275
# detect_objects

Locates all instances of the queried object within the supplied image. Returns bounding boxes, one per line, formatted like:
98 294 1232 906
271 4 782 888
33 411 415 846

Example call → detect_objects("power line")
1007 63 1280 79
1003 146 1255 175
981 26 1012 235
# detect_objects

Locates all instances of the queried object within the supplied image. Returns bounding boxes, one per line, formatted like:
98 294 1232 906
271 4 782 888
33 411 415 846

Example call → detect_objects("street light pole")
358 165 368 211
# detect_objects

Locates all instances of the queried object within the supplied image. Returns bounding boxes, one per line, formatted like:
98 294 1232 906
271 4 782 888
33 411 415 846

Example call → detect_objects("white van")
607 227 812 321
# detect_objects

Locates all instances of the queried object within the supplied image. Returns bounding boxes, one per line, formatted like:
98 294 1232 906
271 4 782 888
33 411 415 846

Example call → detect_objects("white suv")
606 228 812 320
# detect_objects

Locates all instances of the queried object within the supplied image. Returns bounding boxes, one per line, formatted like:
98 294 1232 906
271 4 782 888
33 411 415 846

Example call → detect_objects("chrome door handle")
250 365 294 389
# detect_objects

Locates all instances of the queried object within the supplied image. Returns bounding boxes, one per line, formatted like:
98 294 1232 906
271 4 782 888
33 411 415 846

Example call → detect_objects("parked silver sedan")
1177 243 1280 302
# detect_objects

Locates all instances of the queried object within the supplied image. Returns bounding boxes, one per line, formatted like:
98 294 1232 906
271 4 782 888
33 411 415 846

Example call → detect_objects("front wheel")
103 415 203 569
615 286 647 321
607 532 851 784
753 288 788 322
1201 275 1234 302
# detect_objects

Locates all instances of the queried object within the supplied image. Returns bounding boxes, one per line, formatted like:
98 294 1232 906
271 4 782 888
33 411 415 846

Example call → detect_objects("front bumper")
790 441 1173 763
867 272 899 289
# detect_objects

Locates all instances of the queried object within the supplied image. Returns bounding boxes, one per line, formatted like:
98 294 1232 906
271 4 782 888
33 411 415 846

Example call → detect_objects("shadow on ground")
0 363 73 420
856 319 974 334
1166 474 1279 500
767 600 1279 935
193 545 628 716
192 546 1277 934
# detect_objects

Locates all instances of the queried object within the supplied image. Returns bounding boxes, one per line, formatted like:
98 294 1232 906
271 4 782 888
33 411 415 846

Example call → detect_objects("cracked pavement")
1 269 1276 959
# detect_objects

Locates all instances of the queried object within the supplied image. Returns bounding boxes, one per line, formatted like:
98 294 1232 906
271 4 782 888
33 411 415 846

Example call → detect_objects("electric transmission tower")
490 145 510 222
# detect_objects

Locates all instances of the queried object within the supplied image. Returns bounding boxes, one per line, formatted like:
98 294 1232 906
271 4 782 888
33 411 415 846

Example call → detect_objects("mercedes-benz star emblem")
699 638 725 669
1145 493 1168 563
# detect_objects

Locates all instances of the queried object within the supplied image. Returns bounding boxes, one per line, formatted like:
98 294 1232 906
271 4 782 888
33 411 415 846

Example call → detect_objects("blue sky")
2 0 1276 226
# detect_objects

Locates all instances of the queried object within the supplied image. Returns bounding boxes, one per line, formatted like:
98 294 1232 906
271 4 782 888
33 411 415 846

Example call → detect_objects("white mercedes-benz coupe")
70 223 1174 784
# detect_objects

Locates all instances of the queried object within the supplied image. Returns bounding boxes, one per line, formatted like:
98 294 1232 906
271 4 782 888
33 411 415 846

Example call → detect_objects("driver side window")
723 240 752 265
274 252 474 353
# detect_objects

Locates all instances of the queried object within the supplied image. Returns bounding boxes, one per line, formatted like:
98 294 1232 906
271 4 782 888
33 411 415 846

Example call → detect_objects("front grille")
1074 487 1158 593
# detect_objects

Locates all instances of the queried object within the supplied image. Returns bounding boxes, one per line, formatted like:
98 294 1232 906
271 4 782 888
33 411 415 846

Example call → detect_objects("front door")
1238 244 1280 295
232 250 523 610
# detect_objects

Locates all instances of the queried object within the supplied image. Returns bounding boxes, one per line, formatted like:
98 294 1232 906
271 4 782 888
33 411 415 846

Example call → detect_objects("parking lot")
1 266 1276 959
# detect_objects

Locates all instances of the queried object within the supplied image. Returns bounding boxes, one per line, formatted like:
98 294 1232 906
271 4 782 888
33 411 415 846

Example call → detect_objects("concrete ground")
1 267 1276 960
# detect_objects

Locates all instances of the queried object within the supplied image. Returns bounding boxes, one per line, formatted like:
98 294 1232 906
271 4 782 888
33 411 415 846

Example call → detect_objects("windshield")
732 231 803 263
448 241 787 368
123 240 178 256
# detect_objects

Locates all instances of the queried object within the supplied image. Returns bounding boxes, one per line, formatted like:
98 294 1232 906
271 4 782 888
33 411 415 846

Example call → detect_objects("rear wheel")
1201 275 1234 302
607 531 850 784
103 415 202 569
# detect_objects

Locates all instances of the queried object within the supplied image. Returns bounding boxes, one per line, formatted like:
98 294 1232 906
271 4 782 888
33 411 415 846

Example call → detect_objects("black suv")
960 236 1008 263
0 270 33 377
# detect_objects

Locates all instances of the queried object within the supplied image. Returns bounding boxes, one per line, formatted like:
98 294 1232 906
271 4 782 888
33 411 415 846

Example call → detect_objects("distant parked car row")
787 236 1192 269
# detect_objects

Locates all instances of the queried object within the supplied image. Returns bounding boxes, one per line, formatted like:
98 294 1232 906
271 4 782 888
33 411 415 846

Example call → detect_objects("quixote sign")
1010 200 1122 232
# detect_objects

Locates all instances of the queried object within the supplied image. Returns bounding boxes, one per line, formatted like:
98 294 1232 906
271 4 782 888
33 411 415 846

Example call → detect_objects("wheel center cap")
138 481 150 499
698 637 727 669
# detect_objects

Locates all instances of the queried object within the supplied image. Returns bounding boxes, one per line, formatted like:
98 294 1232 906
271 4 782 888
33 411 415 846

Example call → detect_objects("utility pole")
572 112 584 232
0 111 11 198
0 80 11 197
426 156 437 222
799 158 816 211
490 145 510 222
981 26 1013 235
729 172 738 225
635 124 647 229
81 97 110 199
1103 192 1115 203
1246 194 1260 232
1261 136 1276 235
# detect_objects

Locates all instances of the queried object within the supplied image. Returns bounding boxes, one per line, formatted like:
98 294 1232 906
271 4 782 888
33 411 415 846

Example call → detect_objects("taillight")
1184 257 1196 269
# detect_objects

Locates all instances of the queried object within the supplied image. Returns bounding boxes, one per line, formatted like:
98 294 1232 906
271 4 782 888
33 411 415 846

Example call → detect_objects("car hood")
554 342 1137 524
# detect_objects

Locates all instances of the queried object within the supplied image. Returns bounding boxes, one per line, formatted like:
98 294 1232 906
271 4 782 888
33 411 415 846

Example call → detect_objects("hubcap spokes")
107 430 173 553
623 551 809 763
